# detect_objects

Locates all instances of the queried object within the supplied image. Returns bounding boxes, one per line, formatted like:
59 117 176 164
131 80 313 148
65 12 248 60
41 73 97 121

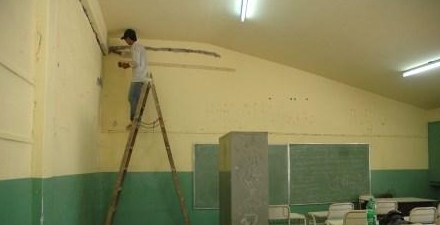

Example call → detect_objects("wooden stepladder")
104 76 191 225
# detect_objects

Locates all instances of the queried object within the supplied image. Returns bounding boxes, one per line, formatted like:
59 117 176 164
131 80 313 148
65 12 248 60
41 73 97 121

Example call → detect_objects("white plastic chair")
290 211 307 225
358 195 373 207
269 205 291 225
437 203 440 221
408 207 436 225
307 211 328 225
325 203 354 225
436 204 440 225
269 205 306 225
375 200 398 218
343 210 367 225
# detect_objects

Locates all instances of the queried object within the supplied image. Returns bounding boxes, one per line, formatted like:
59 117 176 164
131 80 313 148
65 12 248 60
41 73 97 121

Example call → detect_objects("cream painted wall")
33 0 102 178
100 38 427 172
0 0 103 180
427 107 440 122
0 0 35 180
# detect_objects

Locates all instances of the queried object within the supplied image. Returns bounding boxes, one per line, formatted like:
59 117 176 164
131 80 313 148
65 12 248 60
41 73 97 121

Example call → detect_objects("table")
358 197 438 216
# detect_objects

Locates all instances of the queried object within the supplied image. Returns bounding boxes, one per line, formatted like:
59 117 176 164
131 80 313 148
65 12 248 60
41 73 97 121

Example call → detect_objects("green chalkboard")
193 144 219 209
428 121 440 183
289 144 370 204
268 145 289 204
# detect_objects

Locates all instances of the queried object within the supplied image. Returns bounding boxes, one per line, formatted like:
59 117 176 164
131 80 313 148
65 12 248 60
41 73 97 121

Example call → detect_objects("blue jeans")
128 82 144 121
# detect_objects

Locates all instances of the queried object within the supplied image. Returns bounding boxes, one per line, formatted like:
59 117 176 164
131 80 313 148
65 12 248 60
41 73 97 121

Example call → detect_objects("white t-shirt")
130 42 148 82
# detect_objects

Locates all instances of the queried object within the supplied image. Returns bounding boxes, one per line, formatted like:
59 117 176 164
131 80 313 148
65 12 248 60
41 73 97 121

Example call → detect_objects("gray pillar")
219 132 268 225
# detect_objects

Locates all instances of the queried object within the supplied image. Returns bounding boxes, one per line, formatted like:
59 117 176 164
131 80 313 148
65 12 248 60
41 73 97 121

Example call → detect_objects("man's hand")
118 61 130 69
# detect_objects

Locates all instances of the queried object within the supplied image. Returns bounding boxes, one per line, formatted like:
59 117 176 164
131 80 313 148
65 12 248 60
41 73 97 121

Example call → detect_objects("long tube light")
403 58 440 77
240 0 249 22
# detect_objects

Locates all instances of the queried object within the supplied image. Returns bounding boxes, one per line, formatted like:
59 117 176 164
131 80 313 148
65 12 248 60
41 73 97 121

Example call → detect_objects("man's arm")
118 45 141 69
130 45 141 68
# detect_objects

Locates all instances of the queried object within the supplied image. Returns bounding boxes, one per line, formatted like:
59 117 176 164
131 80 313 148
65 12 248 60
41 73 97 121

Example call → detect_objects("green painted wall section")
0 170 439 225
42 174 103 225
0 178 41 225
100 172 219 225
371 169 435 198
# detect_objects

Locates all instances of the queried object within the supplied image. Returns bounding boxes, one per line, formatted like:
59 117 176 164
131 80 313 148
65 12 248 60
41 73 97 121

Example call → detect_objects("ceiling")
98 0 440 109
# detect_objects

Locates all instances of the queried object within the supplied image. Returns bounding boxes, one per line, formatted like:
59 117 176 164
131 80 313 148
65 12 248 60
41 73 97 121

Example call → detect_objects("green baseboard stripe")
42 173 103 225
0 178 38 225
0 169 438 225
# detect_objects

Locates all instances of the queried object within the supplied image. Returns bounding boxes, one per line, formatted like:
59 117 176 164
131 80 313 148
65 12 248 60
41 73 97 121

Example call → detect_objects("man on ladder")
117 28 149 130
105 29 191 225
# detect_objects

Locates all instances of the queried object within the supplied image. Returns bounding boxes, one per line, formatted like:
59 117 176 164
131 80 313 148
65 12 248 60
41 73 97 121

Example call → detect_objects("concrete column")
219 132 268 225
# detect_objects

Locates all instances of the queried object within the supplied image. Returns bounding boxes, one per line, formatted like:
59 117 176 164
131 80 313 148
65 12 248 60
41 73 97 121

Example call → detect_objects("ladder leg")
151 81 192 225
104 82 151 225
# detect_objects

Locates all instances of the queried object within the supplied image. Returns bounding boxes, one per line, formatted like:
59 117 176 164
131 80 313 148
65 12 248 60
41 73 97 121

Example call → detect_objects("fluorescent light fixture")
240 0 249 22
403 58 440 77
